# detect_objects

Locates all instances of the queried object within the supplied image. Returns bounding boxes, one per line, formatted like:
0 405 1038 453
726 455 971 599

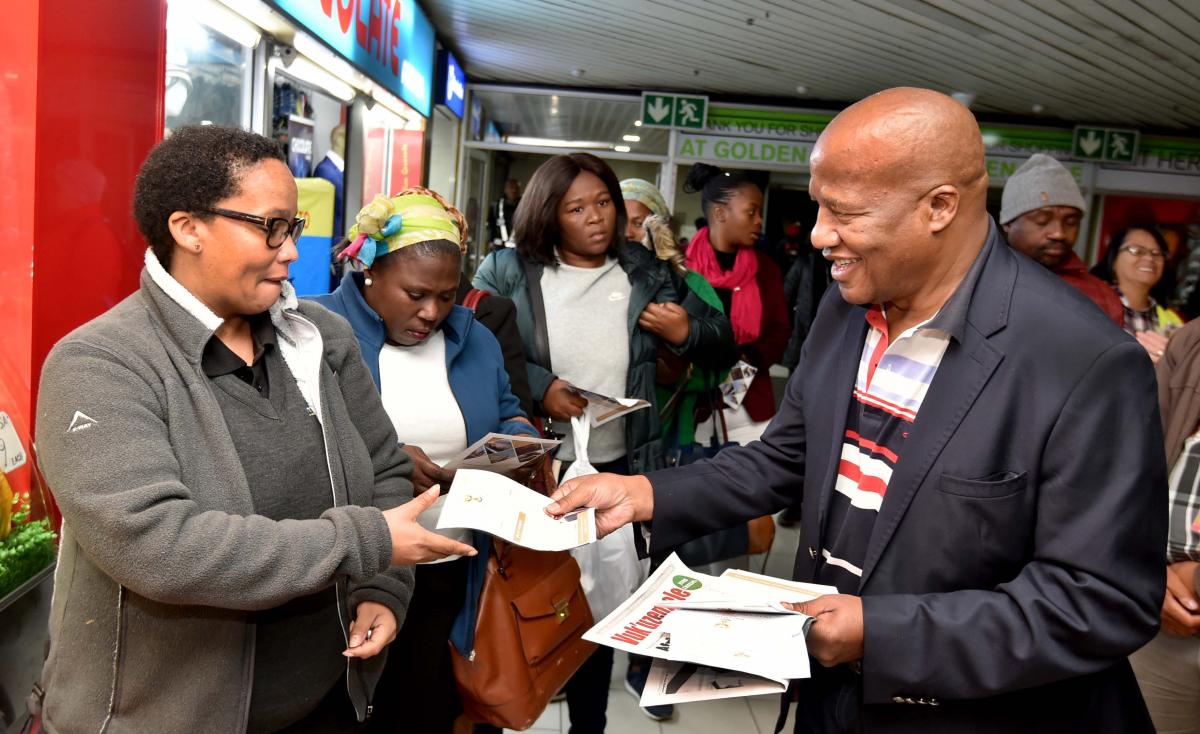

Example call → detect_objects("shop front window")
164 0 254 133
271 72 353 296
361 100 427 203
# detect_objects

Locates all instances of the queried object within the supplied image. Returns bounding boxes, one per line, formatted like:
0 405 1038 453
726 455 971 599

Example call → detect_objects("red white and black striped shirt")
817 247 987 592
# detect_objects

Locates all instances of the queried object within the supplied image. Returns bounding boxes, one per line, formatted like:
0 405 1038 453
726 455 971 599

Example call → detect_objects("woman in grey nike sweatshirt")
31 125 475 733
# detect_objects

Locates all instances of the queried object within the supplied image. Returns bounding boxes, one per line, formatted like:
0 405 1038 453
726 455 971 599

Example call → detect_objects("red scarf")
686 227 762 344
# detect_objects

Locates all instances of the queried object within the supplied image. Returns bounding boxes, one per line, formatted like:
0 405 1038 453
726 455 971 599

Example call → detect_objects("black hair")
513 153 626 266
133 125 285 270
1090 225 1173 304
682 163 758 217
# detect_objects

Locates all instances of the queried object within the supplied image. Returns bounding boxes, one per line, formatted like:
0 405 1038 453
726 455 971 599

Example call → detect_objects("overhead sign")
267 0 436 117
676 133 811 168
642 92 708 130
1073 126 1139 163
677 133 1094 186
986 155 1085 185
436 49 466 118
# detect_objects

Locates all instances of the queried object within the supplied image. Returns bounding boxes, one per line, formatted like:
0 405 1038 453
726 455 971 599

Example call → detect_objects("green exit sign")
642 92 709 130
1073 126 1139 163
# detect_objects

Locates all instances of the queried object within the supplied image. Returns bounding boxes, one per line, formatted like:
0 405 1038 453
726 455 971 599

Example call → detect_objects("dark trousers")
366 558 468 734
563 646 614 734
274 674 362 733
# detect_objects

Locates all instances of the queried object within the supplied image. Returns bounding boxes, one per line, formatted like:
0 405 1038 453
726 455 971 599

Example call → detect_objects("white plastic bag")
565 415 647 620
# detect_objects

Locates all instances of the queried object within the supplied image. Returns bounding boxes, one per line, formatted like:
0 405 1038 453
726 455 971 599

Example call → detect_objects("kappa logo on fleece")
67 411 98 434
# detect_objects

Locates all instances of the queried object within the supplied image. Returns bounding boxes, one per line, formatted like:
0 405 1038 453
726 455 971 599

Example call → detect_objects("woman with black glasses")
31 125 474 733
1091 225 1184 362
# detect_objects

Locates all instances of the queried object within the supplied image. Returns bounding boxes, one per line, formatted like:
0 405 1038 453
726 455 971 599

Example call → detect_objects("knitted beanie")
999 154 1085 224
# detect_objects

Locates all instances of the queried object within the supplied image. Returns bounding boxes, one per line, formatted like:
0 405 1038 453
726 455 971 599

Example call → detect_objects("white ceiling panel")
425 0 1200 130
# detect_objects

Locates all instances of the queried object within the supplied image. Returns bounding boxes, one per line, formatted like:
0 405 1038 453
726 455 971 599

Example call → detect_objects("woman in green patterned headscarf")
310 186 537 734
619 178 737 450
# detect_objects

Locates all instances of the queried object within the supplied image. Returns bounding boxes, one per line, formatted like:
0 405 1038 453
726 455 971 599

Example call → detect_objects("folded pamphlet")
566 387 651 426
442 432 560 474
436 469 596 551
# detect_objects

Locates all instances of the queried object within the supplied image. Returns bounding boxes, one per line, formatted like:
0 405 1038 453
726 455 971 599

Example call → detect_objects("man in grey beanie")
1000 153 1123 325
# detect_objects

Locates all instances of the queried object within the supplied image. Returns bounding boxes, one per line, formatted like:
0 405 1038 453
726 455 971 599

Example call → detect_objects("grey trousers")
1131 630 1200 734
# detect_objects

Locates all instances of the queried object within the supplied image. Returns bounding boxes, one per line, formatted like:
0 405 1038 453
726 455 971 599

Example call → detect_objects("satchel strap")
462 287 490 312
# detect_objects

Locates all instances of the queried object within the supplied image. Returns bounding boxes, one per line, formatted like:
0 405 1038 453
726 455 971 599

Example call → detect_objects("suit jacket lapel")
856 227 1016 590
814 311 870 539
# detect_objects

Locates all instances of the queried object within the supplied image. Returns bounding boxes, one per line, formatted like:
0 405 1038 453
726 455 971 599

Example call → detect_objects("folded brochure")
566 386 651 427
442 432 560 474
436 469 596 551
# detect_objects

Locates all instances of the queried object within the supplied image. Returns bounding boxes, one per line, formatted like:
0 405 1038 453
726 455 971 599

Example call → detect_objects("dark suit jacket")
646 223 1167 732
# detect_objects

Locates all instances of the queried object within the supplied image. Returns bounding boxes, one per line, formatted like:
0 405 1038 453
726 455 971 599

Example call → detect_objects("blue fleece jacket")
308 271 537 654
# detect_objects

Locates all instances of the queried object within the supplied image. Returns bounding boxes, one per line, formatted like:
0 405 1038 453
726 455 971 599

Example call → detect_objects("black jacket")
475 244 734 473
781 248 832 370
647 223 1166 732
457 275 534 416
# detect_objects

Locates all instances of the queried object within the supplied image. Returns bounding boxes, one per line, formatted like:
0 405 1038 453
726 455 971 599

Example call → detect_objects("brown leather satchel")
747 515 776 556
451 539 596 730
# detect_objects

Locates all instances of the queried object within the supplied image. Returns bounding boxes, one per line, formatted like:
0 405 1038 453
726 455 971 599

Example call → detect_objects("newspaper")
583 553 821 704
442 432 560 475
566 387 651 426
720 360 758 410
641 658 786 706
436 469 596 551
670 568 838 613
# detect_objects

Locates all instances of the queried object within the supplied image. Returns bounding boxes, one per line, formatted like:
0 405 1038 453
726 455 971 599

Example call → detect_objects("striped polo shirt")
817 241 988 592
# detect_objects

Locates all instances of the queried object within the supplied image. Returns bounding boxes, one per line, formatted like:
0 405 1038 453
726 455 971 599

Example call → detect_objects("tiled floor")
506 514 802 734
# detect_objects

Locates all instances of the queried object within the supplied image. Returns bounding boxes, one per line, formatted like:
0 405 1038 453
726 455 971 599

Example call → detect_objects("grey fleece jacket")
34 257 415 733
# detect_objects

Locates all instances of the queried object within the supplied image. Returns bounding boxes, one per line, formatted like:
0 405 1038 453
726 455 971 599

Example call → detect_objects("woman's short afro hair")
133 125 285 269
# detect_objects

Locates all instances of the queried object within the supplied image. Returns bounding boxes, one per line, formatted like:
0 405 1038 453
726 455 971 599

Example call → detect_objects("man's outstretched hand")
545 473 654 538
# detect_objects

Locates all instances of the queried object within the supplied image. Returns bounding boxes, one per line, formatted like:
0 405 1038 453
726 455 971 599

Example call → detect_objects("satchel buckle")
554 599 570 624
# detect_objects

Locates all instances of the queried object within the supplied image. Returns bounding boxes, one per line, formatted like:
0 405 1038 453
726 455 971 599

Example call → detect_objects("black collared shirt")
200 312 344 730
201 312 276 397
922 223 993 343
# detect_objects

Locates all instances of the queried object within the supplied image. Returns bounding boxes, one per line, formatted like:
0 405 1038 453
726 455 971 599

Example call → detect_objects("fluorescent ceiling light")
614 145 631 153
371 86 417 124
293 32 371 92
172 0 262 48
634 120 643 127
505 136 614 149
213 0 293 37
622 134 640 142
951 91 976 108
271 56 355 103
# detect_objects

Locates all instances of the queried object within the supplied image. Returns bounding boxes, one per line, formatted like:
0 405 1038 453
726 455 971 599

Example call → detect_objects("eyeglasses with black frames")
205 208 307 248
